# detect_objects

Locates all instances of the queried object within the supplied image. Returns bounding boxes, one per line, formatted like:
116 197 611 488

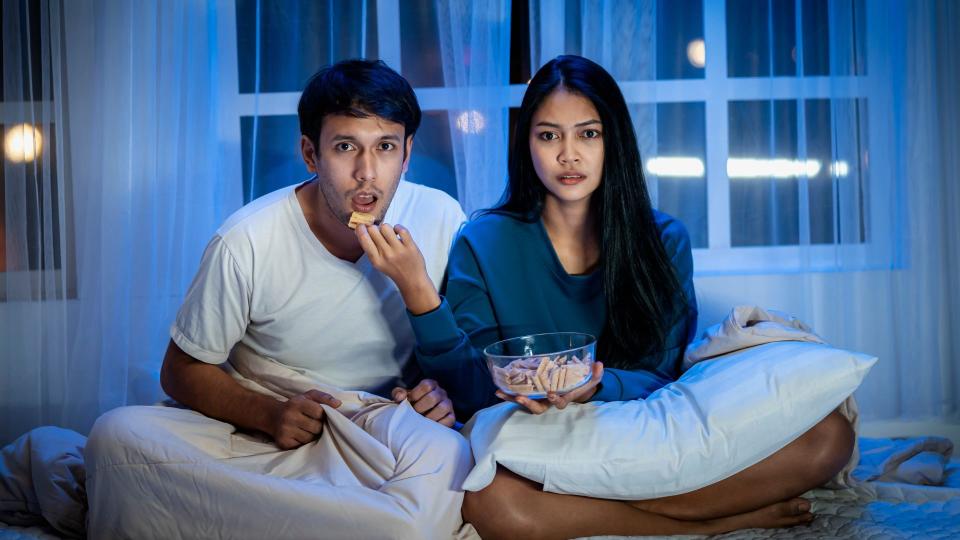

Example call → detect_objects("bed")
1 436 957 540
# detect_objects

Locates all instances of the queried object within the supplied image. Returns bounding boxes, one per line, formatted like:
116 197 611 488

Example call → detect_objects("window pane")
801 0 829 76
236 0 377 94
656 0 705 80
726 0 796 77
805 98 868 244
728 100 799 246
399 0 444 87
406 111 457 199
1 123 62 273
0 0 51 102
562 0 703 81
635 103 708 248
240 115 304 203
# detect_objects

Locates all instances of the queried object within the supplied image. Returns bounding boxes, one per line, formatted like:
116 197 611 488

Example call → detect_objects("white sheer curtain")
0 0 235 444
522 0 959 422
434 0 512 215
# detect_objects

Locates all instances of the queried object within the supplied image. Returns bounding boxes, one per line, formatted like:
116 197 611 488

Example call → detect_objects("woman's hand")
356 223 441 314
495 362 604 414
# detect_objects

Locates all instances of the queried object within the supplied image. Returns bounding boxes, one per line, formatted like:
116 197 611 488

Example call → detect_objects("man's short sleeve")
170 235 251 364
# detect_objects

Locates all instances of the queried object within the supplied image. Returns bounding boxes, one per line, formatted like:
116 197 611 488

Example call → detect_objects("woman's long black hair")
489 55 688 370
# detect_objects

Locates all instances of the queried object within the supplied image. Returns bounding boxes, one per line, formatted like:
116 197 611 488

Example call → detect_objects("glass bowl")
483 332 596 399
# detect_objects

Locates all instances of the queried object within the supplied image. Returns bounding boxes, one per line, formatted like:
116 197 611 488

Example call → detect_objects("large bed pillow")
461 341 877 500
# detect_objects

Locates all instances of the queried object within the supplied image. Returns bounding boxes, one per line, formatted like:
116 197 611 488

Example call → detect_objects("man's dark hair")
298 59 421 146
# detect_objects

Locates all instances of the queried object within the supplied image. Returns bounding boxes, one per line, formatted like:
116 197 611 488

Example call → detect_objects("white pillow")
461 341 877 500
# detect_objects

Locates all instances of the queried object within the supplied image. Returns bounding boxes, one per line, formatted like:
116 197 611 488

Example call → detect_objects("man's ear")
300 135 318 173
401 135 414 174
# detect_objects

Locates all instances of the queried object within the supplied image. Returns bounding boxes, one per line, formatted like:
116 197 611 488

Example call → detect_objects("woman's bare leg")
633 409 855 520
463 467 814 540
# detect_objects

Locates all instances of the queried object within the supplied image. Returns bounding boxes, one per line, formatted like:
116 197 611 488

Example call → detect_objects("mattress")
2 440 958 540
584 453 960 540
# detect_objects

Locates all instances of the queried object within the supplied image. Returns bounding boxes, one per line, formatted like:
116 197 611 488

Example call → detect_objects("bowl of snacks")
483 332 596 399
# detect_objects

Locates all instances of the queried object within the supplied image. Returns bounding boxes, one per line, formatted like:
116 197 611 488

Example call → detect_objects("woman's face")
529 87 604 206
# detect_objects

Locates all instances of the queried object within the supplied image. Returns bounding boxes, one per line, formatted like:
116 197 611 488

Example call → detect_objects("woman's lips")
558 174 586 185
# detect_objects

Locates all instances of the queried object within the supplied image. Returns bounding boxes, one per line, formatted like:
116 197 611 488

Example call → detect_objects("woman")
357 55 853 539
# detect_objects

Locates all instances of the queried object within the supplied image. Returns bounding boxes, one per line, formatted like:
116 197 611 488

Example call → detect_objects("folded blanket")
0 426 86 538
855 436 955 485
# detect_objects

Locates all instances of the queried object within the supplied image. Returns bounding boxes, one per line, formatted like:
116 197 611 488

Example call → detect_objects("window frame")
216 0 894 276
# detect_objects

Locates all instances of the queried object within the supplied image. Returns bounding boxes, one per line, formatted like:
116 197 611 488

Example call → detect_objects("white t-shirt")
171 179 466 396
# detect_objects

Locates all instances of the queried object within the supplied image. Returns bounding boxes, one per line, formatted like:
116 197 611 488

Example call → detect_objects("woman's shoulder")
459 211 536 243
651 209 692 255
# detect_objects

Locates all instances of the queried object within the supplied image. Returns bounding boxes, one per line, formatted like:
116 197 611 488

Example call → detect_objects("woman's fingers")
495 390 549 414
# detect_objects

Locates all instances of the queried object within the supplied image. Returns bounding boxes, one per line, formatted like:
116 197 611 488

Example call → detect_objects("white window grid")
216 0 894 276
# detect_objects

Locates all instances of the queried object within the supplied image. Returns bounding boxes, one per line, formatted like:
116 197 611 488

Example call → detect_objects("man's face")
301 113 412 227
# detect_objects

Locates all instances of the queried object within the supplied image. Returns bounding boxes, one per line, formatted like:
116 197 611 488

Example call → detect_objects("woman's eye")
582 129 601 139
538 132 559 141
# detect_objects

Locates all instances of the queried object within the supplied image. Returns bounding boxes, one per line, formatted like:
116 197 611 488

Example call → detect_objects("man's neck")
296 180 364 262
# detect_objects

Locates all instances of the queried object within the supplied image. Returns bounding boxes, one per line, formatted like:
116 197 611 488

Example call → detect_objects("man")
84 60 471 539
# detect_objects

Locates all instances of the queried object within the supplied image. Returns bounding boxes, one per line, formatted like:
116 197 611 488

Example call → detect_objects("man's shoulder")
392 180 465 224
217 183 300 240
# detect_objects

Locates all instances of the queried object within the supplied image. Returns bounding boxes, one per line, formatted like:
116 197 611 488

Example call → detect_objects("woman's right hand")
495 361 604 414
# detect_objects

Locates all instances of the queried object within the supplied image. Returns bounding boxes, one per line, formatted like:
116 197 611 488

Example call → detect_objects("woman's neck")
541 196 600 275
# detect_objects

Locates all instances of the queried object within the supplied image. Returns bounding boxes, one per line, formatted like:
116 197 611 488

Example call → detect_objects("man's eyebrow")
329 134 403 142
534 119 602 128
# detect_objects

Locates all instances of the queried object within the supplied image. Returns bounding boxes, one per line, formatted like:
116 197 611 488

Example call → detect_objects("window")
223 0 888 274
0 0 74 300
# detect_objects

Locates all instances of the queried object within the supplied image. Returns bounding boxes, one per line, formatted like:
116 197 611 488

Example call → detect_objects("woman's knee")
802 410 855 483
463 470 544 540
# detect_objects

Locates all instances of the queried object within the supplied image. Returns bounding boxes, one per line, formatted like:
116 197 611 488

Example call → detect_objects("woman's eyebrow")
534 119 602 128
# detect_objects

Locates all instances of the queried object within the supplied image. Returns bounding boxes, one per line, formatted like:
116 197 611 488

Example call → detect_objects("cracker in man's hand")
348 211 376 229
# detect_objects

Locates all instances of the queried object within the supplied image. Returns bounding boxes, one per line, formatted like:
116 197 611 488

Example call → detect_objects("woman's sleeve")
591 218 698 402
407 235 500 419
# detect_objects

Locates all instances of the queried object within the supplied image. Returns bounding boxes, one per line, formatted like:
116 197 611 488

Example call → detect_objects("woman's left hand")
495 361 604 414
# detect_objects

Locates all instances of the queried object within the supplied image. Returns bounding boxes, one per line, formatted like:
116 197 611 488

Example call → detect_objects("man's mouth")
351 193 379 213
558 174 586 185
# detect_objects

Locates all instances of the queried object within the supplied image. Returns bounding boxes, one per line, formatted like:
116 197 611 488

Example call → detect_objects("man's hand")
356 223 441 315
495 362 604 414
392 379 456 427
267 389 342 450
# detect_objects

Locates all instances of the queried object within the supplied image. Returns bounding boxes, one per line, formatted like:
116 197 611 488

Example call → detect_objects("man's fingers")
355 223 383 262
438 412 456 427
412 389 443 414
380 223 404 249
395 225 417 247
305 389 341 408
424 400 452 422
408 379 438 402
294 414 324 435
391 387 408 402
364 224 393 257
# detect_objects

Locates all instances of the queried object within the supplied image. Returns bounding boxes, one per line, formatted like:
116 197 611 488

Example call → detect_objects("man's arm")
160 339 340 449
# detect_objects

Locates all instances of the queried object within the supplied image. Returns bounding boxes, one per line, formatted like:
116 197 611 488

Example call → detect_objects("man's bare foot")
701 498 814 535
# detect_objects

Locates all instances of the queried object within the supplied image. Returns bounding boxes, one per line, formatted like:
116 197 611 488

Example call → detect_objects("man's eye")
538 132 558 141
582 129 601 139
379 142 396 151
336 143 354 152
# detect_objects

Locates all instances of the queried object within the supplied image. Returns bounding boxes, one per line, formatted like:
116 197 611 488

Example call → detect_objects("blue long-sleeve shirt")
408 210 698 419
